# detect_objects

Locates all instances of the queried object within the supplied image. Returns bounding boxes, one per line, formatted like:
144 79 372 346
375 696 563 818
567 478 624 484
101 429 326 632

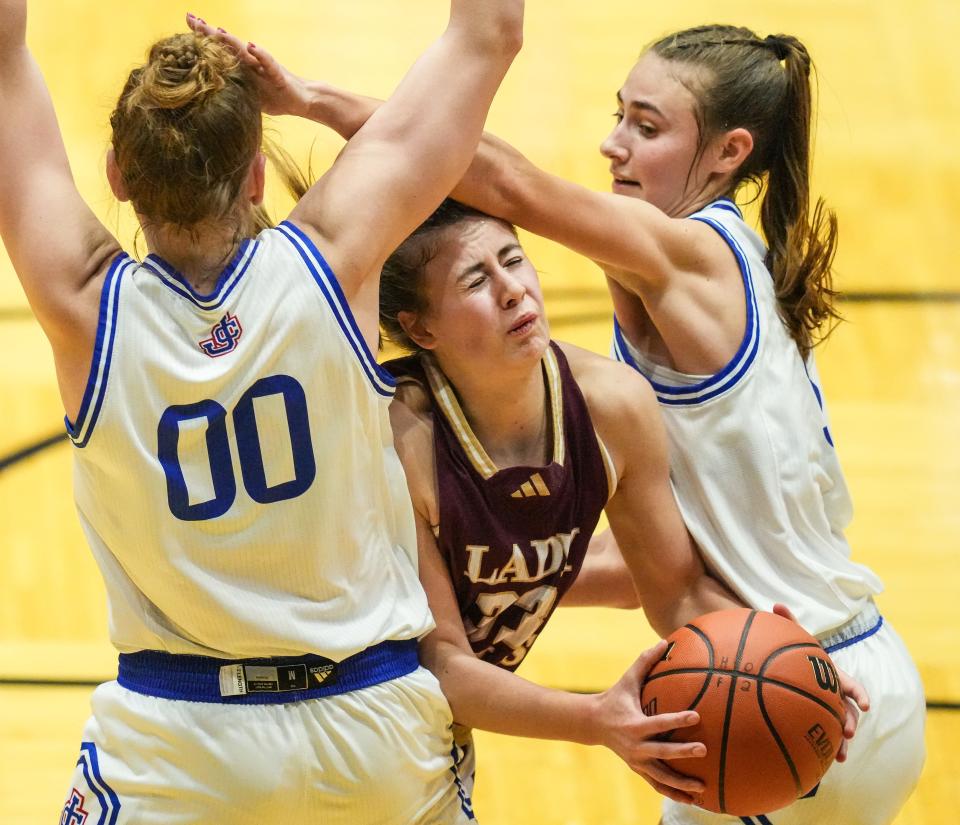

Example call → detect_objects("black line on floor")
0 431 69 473
2 677 959 713
0 307 35 321
0 678 107 687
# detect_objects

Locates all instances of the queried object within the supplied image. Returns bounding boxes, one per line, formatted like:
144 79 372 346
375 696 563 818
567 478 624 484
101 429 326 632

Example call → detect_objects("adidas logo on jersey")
510 472 550 498
309 664 336 685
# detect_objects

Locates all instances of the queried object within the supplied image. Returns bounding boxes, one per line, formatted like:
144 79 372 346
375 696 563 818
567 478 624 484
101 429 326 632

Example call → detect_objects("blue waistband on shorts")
117 639 419 704
819 601 884 654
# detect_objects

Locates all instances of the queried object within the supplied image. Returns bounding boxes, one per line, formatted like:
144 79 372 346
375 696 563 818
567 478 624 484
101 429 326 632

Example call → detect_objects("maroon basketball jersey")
388 343 611 670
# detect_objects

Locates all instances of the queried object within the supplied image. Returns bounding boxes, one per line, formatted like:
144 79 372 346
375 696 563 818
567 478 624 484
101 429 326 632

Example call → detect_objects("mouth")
508 313 538 336
612 176 642 193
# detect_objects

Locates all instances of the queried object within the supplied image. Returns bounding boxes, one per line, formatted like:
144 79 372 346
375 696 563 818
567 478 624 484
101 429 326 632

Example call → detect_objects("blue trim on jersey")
77 742 121 824
65 254 131 448
713 198 743 218
118 639 418 704
801 358 836 447
757 816 774 825
740 819 755 825
276 221 396 397
612 207 760 406
144 238 258 311
824 614 883 654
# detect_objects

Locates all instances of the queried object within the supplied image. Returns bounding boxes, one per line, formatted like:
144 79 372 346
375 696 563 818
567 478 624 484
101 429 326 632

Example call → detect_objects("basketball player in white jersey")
187 19 924 825
0 2 522 822
436 27 926 825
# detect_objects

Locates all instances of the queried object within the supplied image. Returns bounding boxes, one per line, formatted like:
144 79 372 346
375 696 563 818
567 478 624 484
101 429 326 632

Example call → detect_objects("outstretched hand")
772 603 870 762
592 640 706 804
186 14 312 118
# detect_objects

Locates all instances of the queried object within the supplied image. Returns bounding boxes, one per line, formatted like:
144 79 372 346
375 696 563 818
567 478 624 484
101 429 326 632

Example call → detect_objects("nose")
600 125 628 164
499 269 526 309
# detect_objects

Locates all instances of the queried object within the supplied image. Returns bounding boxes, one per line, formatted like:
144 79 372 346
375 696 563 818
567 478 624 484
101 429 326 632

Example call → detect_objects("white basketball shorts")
59 644 475 824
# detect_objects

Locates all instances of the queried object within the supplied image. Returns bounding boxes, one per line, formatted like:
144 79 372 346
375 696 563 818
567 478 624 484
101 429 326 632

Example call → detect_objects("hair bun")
157 42 201 72
134 33 237 111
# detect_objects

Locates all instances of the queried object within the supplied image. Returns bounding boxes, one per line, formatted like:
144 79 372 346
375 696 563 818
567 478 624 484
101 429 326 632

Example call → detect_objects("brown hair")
649 25 840 357
380 199 515 352
110 33 307 239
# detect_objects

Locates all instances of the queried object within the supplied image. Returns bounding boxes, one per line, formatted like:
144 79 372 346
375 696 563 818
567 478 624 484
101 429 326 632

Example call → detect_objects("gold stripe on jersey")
422 354 498 478
422 349 565 480
531 472 550 496
543 347 566 468
595 433 617 503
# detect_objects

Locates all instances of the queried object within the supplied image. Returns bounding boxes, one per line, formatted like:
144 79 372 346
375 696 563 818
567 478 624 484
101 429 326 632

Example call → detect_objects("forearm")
562 529 642 609
645 573 744 636
302 89 531 226
302 82 380 141
451 132 535 222
425 639 602 745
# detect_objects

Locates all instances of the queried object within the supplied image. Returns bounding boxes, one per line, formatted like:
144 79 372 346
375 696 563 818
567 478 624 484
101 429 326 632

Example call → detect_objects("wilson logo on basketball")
807 655 840 693
805 722 836 764
199 312 243 357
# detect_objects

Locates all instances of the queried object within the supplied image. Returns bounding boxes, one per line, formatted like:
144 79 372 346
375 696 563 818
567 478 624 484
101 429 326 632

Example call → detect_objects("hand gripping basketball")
640 608 847 816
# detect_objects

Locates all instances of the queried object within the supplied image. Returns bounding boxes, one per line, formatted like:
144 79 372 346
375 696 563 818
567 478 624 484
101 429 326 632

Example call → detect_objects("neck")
436 352 550 468
670 172 736 218
142 215 251 292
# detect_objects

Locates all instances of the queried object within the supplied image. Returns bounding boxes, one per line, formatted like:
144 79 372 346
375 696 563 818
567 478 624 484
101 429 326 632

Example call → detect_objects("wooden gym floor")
1 1 957 822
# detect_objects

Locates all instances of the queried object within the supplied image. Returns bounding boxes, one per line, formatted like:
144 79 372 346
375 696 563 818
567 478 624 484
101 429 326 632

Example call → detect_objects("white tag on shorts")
219 664 248 697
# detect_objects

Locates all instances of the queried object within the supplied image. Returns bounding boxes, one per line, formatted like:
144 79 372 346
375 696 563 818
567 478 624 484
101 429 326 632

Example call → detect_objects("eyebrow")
616 90 665 119
455 243 523 282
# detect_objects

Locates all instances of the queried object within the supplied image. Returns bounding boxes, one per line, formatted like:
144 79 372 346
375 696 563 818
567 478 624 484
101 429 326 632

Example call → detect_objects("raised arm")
181 23 715 299
296 3 521 302
566 346 743 636
0 2 120 380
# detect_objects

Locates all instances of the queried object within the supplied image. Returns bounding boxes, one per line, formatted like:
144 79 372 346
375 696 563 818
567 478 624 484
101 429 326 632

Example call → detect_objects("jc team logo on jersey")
199 312 243 357
60 789 89 825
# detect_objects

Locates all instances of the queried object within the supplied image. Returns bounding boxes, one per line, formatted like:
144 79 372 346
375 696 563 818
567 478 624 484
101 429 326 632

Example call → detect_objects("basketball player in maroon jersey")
382 199 742 804
380 200 865 809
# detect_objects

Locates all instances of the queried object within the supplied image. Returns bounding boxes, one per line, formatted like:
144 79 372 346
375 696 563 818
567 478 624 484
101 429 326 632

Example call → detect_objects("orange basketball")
640 608 846 816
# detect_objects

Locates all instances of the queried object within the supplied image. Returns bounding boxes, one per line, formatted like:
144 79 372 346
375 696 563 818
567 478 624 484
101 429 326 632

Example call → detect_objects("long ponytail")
759 36 840 358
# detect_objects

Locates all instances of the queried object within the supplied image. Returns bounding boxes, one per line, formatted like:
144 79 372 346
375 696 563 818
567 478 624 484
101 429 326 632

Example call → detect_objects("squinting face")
600 52 718 217
416 218 549 372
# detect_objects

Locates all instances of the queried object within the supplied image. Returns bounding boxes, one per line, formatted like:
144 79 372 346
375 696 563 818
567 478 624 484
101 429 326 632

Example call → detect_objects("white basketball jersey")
67 221 433 659
613 200 883 637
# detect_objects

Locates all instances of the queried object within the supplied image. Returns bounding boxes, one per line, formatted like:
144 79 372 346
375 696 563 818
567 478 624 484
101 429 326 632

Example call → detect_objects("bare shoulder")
388 377 439 523
556 341 665 476
557 341 658 425
389 378 434 459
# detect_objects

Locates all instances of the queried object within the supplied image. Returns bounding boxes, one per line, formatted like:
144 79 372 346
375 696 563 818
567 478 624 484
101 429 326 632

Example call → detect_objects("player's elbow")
452 1 524 60
494 5 524 57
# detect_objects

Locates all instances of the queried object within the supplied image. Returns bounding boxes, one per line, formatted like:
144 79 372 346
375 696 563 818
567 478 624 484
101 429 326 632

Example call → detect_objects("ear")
106 148 129 202
397 310 437 350
248 152 267 206
713 127 754 175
